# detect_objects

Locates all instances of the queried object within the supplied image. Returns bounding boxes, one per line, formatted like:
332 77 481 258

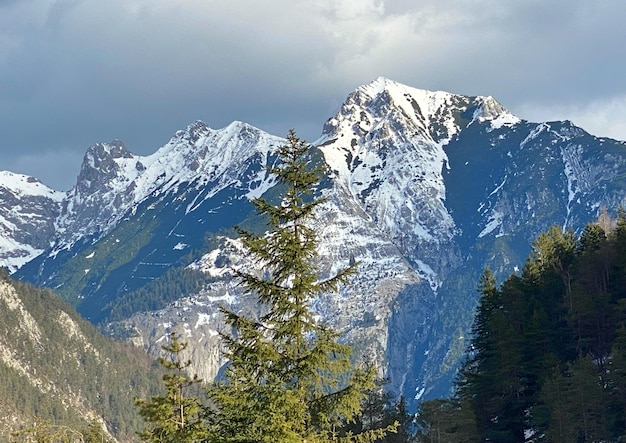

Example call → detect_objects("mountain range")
3 77 626 410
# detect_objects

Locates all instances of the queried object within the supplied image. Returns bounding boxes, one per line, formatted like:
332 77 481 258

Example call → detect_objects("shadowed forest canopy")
417 214 626 442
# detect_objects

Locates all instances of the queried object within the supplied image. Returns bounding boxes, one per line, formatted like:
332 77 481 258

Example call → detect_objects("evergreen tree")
539 356 610 442
415 221 626 441
608 320 626 433
457 269 528 441
208 130 396 442
11 418 112 442
415 397 477 443
340 376 414 442
82 420 114 443
135 333 207 442
382 396 414 443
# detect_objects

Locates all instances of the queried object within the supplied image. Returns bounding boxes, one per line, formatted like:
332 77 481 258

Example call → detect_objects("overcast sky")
1 0 625 190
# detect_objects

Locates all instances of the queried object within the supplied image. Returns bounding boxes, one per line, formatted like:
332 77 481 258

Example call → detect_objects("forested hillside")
417 211 626 442
0 269 162 442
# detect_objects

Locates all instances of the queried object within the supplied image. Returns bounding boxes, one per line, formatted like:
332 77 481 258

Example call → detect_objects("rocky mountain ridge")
4 77 626 407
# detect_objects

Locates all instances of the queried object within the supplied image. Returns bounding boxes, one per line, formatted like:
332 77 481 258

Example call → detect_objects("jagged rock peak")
75 140 136 195
162 120 279 165
470 95 520 128
84 140 132 163
358 76 513 118
173 120 211 143
172 120 260 141
321 77 520 144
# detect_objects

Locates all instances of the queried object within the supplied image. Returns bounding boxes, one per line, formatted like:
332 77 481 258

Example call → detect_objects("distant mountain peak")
349 77 520 136
85 139 130 156
174 120 211 144
76 140 134 194
471 95 520 128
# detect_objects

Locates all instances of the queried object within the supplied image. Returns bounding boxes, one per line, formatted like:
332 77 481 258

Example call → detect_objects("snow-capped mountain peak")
75 140 137 194
0 171 65 200
334 77 519 143
324 77 464 146
471 95 521 129
317 78 462 256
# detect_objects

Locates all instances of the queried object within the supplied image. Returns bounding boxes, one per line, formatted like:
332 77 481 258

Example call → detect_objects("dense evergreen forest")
417 211 626 442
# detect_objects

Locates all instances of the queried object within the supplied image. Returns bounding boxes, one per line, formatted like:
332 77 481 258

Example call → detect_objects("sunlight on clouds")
316 0 387 57
316 0 385 21
312 0 421 81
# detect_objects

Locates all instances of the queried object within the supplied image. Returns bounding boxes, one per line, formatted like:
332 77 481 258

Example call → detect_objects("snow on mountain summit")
0 171 65 200
317 78 467 254
337 77 520 144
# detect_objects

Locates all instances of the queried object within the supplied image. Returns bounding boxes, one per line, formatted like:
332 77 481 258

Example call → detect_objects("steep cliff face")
7 77 626 407
312 78 524 399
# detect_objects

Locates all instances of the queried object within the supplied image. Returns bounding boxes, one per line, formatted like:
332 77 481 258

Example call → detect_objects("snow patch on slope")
561 143 591 227
479 210 504 238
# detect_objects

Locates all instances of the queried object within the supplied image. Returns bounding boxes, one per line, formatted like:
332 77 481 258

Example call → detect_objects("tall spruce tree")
208 130 395 442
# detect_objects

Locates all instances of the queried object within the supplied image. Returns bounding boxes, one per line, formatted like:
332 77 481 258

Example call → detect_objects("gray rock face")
56 140 137 245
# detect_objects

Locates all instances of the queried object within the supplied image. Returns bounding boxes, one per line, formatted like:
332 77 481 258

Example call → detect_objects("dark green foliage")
418 219 626 441
415 397 478 443
43 216 158 309
206 130 397 442
135 333 207 442
538 356 610 442
341 377 414 443
11 418 115 442
105 266 211 322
